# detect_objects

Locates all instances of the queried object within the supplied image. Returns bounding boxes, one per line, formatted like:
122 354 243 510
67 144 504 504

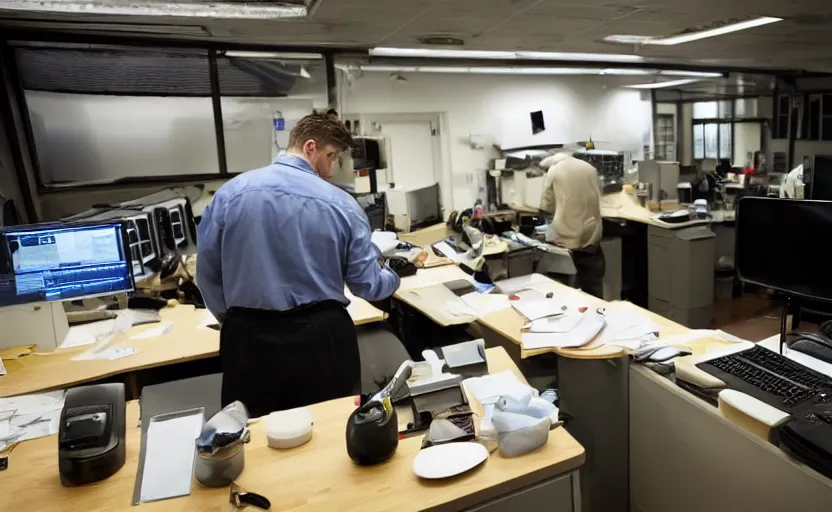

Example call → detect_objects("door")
380 121 437 190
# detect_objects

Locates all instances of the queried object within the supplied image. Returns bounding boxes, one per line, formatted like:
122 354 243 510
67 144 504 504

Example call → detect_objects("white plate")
412 442 489 479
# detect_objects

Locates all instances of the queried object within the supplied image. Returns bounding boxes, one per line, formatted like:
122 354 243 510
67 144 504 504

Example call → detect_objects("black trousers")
220 301 361 418
572 245 606 299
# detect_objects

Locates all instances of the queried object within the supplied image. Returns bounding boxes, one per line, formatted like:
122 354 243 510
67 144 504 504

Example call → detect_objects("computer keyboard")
698 345 832 411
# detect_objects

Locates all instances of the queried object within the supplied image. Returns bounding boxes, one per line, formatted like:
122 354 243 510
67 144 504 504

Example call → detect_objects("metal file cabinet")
647 225 715 328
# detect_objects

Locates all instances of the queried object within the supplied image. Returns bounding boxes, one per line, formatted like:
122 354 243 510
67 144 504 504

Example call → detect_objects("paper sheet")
460 292 511 317
494 274 551 295
512 298 570 322
432 241 463 263
0 356 6 376
526 313 585 333
72 347 138 361
59 319 117 349
595 309 660 349
463 371 535 406
371 231 399 254
0 390 65 448
140 411 204 503
521 311 606 350
130 322 173 340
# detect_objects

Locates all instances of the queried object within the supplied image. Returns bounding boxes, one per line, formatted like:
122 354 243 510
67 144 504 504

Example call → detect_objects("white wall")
339 72 651 211
734 123 761 168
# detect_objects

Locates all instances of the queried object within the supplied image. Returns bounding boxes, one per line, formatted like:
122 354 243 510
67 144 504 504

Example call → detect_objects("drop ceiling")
0 0 831 74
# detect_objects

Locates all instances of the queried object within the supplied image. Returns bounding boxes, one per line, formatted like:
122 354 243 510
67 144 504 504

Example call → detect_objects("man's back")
197 155 398 317
539 154 603 250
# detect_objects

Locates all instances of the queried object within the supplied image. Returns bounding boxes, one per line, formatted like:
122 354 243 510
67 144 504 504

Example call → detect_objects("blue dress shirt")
197 155 400 318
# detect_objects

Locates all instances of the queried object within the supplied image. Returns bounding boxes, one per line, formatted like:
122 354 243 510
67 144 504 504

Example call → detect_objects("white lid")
266 407 313 441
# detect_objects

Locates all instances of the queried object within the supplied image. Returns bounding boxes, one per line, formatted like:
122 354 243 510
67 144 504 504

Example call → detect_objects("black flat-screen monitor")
736 197 832 302
0 220 134 308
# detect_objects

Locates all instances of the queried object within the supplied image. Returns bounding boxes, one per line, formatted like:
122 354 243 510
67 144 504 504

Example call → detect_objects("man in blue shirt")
197 112 400 416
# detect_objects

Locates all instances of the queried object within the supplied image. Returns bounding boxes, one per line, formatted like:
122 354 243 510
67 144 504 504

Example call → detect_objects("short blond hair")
288 111 354 152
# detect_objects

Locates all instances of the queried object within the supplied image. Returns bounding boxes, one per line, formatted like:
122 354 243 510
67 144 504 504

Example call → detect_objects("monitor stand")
0 302 68 352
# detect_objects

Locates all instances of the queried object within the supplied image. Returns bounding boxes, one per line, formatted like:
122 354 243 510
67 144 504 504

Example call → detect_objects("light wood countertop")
0 298 385 398
0 346 585 512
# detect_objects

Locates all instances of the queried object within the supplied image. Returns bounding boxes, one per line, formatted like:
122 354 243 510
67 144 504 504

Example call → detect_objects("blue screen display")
0 222 134 308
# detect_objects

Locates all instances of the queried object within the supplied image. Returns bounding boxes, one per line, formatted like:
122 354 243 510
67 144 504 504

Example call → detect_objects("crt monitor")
0 220 135 308
736 197 832 302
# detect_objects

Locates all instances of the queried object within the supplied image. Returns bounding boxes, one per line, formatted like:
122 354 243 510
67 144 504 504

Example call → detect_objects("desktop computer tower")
121 191 198 256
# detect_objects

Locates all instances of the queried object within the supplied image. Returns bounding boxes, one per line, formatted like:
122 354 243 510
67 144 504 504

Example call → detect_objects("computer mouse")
790 338 832 365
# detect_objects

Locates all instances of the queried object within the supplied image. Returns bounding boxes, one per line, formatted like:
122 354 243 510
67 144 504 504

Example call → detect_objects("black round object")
345 401 399 466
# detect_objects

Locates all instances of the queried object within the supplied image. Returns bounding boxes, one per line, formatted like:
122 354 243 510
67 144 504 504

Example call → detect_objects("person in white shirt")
539 152 605 298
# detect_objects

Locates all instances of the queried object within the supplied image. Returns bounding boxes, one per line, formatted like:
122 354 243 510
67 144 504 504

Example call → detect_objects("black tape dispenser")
346 361 412 466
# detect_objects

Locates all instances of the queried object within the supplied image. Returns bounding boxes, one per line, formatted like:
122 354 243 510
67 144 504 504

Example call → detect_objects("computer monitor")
0 220 135 309
63 208 160 281
736 197 832 302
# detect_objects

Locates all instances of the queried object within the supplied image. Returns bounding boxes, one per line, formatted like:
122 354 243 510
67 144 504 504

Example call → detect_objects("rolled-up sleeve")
344 211 400 301
196 196 228 319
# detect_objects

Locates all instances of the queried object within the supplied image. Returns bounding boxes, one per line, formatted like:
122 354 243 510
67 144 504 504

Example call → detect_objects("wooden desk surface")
0 347 585 512
0 299 385 398
477 276 691 360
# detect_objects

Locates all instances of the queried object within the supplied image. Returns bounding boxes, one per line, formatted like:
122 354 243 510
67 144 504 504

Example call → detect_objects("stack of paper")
521 311 606 350
594 309 660 350
463 371 535 405
512 299 567 322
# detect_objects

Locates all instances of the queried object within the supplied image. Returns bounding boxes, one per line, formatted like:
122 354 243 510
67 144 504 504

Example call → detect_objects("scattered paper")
72 347 138 361
460 292 511 317
198 309 219 330
371 231 399 254
130 322 173 340
494 274 551 295
512 298 570 322
0 390 65 449
526 312 585 333
141 411 204 503
595 309 660 348
432 241 463 263
59 319 117 349
522 311 606 350
463 371 535 406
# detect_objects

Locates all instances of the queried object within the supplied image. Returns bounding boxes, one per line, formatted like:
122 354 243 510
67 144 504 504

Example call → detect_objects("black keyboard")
698 345 832 411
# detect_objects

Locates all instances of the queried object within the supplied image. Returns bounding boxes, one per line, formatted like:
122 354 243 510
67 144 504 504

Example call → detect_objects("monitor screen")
0 221 134 308
736 197 832 302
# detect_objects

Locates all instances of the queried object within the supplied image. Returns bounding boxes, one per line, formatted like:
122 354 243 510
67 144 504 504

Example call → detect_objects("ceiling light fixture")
0 0 312 19
626 79 703 89
369 47 644 63
224 51 323 60
659 70 724 78
605 16 783 46
351 65 722 78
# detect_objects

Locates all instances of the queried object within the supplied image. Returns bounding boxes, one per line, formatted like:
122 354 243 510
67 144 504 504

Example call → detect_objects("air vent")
418 36 465 46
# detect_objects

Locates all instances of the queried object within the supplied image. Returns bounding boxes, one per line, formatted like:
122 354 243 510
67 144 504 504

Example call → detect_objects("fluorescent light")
626 79 702 89
225 51 323 60
369 47 644 63
605 16 782 46
354 65 658 76
0 0 310 19
517 51 644 63
369 48 516 59
660 70 723 78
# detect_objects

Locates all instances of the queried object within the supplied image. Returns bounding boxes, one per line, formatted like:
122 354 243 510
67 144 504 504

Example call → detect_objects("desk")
0 298 385 398
0 347 586 512
475 274 690 512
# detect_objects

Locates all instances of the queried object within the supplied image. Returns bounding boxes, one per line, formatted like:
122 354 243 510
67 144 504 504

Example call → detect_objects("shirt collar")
275 154 317 177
